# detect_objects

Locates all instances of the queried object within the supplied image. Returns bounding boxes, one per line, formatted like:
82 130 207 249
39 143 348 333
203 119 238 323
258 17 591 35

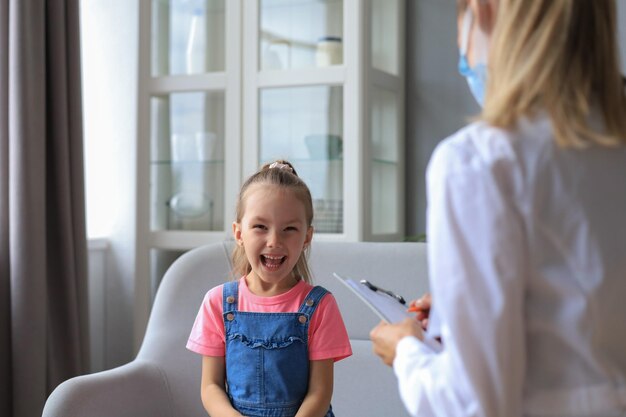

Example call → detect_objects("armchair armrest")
43 360 175 417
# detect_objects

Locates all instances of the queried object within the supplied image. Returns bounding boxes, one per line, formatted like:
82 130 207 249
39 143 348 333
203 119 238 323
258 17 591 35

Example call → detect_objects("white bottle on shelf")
315 36 342 67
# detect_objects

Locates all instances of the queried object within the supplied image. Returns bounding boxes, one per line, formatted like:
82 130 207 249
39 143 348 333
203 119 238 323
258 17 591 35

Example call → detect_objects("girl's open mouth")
261 255 286 270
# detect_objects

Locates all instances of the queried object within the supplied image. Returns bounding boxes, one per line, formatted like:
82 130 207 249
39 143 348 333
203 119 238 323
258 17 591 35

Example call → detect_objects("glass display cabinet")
135 0 405 343
242 0 405 240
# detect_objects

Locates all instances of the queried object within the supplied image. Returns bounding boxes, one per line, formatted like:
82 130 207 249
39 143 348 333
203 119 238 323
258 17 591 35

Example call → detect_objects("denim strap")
297 285 329 318
222 280 239 313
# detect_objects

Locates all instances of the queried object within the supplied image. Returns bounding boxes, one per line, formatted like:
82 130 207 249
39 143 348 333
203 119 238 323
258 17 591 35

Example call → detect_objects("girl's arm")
294 359 334 417
201 356 244 417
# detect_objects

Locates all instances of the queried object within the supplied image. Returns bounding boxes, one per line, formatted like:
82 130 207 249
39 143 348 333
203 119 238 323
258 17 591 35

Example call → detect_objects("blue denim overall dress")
223 281 335 417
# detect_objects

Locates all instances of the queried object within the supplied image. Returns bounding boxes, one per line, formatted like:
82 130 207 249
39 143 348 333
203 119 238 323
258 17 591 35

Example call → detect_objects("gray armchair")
43 241 429 417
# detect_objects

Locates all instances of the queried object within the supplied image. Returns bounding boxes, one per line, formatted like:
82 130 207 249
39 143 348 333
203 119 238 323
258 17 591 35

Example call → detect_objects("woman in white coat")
370 0 626 416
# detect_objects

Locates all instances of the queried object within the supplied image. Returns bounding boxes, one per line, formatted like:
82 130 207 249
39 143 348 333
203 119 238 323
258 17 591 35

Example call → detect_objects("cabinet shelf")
371 158 399 166
272 157 343 163
148 73 228 93
150 159 226 165
262 0 343 9
257 67 345 88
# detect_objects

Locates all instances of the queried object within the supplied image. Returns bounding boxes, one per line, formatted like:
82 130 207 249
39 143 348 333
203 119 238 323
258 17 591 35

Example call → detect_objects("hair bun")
266 160 297 176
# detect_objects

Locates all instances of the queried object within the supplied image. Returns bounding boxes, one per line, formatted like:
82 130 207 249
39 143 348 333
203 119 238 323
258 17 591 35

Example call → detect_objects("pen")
408 304 431 332
407 304 429 315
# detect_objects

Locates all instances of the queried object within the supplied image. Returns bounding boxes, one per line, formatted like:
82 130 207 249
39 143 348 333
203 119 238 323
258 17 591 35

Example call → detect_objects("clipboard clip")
360 280 406 305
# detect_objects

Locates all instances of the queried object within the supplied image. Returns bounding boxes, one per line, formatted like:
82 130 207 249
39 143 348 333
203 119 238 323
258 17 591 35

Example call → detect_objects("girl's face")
233 184 313 296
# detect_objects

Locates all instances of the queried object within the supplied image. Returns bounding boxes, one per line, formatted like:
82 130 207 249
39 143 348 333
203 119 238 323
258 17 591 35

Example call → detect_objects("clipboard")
334 272 443 353
333 273 412 323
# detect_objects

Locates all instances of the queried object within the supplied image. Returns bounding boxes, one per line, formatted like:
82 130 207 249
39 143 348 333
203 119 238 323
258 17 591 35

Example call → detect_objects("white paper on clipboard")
333 272 443 353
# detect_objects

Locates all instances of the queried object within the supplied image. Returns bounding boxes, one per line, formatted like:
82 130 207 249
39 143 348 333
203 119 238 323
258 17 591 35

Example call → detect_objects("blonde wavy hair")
482 0 626 148
231 160 314 283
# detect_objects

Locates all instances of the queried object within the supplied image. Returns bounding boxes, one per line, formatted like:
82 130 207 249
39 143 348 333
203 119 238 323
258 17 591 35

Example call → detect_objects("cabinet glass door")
150 91 225 231
370 86 399 235
259 0 344 70
259 85 343 234
371 0 399 75
151 0 226 76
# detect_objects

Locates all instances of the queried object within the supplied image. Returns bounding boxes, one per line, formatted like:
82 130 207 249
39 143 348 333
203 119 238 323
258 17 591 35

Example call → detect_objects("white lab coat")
394 113 626 417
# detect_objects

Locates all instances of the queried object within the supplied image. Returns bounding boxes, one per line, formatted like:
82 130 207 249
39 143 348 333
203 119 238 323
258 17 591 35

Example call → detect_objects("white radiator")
87 238 109 373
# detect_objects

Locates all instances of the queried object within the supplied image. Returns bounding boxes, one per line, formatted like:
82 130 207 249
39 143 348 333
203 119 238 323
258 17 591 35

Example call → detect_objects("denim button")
298 315 307 324
305 299 314 307
226 313 235 321
226 295 235 304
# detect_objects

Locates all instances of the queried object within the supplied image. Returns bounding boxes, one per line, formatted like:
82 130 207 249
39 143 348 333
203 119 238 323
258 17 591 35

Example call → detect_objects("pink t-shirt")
187 277 352 362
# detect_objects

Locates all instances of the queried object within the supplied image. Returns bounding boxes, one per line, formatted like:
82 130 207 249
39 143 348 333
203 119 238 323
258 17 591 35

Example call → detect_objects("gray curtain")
0 1 89 416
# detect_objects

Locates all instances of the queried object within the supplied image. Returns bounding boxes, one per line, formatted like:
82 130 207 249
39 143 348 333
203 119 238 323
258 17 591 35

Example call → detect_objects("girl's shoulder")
202 279 240 308
306 284 339 312
301 283 335 300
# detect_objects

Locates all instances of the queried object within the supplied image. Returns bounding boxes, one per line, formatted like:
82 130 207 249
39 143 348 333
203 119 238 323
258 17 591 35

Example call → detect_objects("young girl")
187 160 352 417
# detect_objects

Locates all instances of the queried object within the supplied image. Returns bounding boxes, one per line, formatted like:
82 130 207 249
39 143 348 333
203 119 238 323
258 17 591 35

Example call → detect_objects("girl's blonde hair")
482 0 626 148
231 160 314 283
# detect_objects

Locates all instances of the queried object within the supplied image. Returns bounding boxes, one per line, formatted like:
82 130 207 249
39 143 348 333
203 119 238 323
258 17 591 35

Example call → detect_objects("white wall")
404 1 476 236
405 1 626 236
81 0 138 369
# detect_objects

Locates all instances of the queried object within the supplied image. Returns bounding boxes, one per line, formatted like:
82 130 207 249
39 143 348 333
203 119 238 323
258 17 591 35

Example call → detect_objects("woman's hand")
369 318 424 366
408 292 432 330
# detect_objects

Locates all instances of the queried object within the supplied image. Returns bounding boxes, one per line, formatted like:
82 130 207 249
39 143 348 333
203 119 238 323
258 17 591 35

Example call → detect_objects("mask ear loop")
460 7 473 56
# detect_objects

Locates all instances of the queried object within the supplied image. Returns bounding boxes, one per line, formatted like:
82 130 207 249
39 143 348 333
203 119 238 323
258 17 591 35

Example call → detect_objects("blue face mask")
458 55 488 107
458 7 489 107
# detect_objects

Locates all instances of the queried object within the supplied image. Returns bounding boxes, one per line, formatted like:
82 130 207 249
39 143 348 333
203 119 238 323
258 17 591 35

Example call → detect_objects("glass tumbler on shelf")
168 132 216 230
186 6 207 74
263 39 291 70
